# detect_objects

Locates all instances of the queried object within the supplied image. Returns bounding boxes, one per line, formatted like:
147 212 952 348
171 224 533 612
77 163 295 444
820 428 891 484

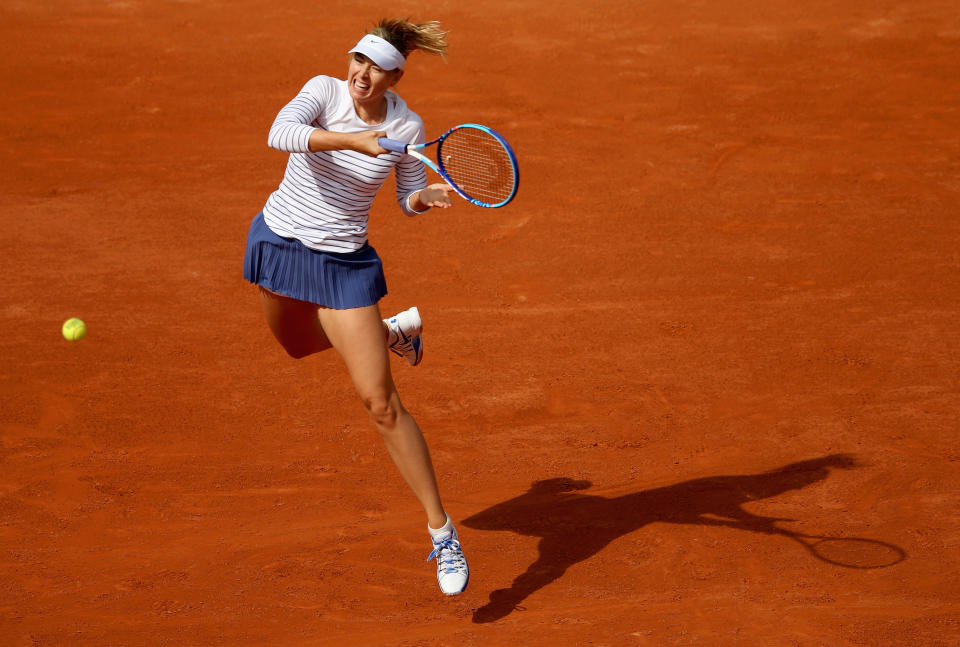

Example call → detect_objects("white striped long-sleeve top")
261 75 428 252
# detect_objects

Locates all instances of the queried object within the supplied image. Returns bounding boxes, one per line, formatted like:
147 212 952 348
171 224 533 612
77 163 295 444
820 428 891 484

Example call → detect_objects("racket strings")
439 129 516 204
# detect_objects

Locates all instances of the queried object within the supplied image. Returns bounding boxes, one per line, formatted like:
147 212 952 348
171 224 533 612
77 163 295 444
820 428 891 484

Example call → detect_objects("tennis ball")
62 317 87 341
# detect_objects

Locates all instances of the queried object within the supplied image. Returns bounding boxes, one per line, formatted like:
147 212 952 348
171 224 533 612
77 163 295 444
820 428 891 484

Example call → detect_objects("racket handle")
378 138 408 154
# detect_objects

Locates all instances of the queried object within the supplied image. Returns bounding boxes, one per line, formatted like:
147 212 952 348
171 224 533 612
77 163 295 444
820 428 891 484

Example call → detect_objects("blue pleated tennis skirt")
243 213 387 309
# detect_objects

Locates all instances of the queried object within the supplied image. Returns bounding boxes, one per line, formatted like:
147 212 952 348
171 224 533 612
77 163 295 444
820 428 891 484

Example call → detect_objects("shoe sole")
410 336 423 366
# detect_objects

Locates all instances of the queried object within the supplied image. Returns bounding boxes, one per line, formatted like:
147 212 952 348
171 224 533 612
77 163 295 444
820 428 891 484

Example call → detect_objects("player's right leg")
258 287 333 359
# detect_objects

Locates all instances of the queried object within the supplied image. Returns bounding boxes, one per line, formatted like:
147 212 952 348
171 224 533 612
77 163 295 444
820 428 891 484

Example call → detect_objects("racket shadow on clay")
462 453 906 624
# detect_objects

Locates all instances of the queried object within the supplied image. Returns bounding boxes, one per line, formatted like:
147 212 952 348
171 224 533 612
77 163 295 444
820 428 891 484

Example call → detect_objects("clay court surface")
2 0 960 644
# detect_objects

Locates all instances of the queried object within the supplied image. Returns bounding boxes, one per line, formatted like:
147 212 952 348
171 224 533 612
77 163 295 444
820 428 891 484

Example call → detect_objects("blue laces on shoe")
427 538 467 573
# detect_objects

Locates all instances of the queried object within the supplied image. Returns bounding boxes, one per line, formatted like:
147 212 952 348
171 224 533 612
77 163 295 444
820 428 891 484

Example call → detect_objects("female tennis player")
242 18 468 596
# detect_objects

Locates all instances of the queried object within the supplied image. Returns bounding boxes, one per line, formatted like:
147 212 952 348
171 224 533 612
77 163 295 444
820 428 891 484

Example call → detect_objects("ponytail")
370 18 449 58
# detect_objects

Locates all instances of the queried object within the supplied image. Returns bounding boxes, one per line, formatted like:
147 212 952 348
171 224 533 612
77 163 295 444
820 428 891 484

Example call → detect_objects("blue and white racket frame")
379 123 520 208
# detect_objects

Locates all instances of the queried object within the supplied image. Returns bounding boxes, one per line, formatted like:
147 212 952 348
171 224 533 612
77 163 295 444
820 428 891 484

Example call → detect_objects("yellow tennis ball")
62 317 87 341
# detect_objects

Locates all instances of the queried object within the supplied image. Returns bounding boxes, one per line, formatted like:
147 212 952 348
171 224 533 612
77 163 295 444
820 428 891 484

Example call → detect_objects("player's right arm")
307 129 385 157
267 76 386 157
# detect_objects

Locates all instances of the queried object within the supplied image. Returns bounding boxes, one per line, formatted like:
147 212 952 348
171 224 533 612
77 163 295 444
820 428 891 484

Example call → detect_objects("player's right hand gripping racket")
379 123 519 208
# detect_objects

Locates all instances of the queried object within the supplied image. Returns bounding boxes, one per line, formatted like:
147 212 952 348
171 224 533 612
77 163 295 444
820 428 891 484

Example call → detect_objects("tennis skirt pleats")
243 213 387 309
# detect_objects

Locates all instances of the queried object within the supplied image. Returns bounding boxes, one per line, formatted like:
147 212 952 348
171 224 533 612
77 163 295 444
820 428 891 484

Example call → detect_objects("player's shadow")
463 454 904 624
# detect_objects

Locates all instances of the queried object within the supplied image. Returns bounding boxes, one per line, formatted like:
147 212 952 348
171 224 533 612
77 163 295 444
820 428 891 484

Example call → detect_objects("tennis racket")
379 123 519 208
780 531 906 569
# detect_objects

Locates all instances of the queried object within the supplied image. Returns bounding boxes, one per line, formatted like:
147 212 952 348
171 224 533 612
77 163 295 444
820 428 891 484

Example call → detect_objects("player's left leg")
317 303 445 525
318 303 468 594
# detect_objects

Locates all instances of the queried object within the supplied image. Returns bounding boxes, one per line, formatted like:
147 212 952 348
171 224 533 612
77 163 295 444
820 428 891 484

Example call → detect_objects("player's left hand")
418 183 455 209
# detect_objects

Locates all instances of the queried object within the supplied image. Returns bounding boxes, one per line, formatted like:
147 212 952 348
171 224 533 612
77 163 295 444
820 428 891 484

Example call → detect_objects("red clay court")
2 1 959 645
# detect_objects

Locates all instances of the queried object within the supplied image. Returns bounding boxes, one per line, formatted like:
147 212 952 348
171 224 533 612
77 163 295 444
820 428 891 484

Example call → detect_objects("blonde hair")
369 18 449 58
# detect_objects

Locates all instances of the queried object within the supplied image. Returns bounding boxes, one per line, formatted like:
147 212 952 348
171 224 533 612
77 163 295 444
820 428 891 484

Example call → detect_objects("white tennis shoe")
384 307 423 366
427 525 469 596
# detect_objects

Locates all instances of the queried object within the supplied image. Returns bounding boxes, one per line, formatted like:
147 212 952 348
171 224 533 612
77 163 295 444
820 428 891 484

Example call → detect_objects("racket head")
436 124 519 208
804 536 906 569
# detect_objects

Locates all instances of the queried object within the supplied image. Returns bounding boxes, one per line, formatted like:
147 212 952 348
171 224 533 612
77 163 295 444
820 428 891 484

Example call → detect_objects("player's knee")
281 343 312 360
361 392 400 429
275 333 322 359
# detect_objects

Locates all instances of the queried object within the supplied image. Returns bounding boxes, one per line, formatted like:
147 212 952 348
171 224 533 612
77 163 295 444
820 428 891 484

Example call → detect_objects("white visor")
349 34 406 71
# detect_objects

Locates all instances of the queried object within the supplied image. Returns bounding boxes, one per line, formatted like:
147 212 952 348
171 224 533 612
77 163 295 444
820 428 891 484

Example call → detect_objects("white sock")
428 514 454 540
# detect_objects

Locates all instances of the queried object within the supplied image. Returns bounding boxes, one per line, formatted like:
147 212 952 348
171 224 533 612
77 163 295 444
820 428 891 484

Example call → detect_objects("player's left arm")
410 184 455 210
394 123 450 214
